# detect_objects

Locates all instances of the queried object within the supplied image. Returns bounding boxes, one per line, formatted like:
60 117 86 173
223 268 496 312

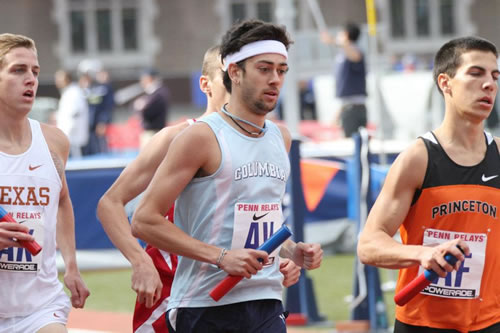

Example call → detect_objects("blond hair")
0 33 37 68
201 45 221 80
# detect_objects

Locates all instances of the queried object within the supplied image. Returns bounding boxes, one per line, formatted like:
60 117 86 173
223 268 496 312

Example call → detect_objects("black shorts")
167 299 286 333
395 319 500 333
340 103 367 138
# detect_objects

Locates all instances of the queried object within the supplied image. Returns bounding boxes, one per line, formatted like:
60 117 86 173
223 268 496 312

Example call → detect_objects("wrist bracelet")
216 248 227 268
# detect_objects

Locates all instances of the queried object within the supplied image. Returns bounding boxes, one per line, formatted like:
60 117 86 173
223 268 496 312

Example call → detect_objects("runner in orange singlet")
358 36 500 332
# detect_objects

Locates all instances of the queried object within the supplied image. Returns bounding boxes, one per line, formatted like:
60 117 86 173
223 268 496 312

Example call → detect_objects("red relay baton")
0 206 42 256
394 246 463 306
209 224 292 302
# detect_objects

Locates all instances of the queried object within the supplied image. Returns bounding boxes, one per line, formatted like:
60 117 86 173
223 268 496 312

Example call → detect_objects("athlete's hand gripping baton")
0 206 42 255
394 246 464 306
209 224 292 302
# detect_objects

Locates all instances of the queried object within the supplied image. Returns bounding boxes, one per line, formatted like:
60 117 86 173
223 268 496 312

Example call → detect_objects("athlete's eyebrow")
255 60 288 66
467 65 486 72
255 60 289 73
10 63 40 71
468 65 500 77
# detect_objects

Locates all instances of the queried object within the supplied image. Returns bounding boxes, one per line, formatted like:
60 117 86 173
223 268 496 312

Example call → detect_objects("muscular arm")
42 124 90 308
97 124 186 307
132 123 221 262
357 140 468 274
98 126 184 266
131 123 268 278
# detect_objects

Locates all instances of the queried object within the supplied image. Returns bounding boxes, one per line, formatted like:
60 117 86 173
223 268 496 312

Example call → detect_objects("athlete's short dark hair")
220 19 293 93
433 36 498 95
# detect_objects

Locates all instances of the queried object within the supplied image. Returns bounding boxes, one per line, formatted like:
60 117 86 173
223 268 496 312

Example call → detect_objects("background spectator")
54 69 89 158
80 67 115 155
321 22 367 137
133 68 170 148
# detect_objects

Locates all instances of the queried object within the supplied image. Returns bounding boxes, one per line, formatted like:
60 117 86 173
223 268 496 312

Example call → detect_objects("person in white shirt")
55 70 89 157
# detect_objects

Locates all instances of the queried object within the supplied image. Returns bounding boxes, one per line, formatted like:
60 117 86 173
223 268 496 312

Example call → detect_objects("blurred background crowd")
3 0 500 157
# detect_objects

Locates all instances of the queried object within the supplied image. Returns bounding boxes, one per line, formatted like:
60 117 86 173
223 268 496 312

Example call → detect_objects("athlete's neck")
0 116 32 154
221 104 267 136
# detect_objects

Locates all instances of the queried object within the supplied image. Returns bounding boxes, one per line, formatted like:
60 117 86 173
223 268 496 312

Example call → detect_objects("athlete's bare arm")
357 139 469 276
97 123 188 307
132 123 270 279
42 124 90 308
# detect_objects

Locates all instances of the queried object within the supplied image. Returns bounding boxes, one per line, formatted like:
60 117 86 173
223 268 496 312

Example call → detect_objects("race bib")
0 212 44 273
419 228 486 299
232 202 283 265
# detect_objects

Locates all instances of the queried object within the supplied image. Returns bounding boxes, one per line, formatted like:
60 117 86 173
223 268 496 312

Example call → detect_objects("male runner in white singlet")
132 20 323 332
0 33 89 333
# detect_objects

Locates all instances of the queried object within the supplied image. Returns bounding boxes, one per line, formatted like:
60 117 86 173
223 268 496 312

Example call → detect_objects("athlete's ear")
438 73 452 95
227 63 241 86
200 75 212 97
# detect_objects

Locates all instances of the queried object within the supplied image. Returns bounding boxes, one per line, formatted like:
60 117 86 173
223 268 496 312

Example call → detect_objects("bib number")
420 228 486 299
232 202 283 265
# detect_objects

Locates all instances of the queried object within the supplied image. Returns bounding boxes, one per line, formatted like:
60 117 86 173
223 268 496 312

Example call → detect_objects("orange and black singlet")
396 131 500 332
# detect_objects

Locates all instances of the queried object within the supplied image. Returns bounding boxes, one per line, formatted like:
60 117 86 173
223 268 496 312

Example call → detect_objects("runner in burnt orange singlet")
358 36 500 332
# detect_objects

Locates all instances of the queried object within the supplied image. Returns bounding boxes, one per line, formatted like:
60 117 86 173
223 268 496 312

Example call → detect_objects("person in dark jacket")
134 68 170 148
322 22 367 137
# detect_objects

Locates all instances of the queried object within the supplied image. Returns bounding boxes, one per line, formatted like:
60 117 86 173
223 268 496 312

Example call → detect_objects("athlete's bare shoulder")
40 122 69 179
169 120 217 152
137 120 192 163
275 122 291 152
168 120 219 176
153 121 191 144
387 138 427 191
395 138 427 168
495 136 500 150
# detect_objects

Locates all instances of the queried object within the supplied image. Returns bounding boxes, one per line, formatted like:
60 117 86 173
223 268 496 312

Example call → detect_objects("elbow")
131 212 147 240
96 196 107 225
130 220 142 239
356 235 372 265
357 245 369 265
96 195 116 228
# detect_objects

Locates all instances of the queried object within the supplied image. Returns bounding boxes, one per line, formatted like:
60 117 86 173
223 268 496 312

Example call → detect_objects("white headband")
223 40 288 71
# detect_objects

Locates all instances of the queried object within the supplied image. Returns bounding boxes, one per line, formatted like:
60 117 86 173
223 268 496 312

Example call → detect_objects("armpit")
50 150 65 180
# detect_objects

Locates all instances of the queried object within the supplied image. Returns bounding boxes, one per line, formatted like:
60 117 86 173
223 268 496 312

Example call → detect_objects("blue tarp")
67 155 392 249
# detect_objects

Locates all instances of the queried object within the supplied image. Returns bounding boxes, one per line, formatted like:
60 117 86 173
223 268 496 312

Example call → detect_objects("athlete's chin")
254 102 277 114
